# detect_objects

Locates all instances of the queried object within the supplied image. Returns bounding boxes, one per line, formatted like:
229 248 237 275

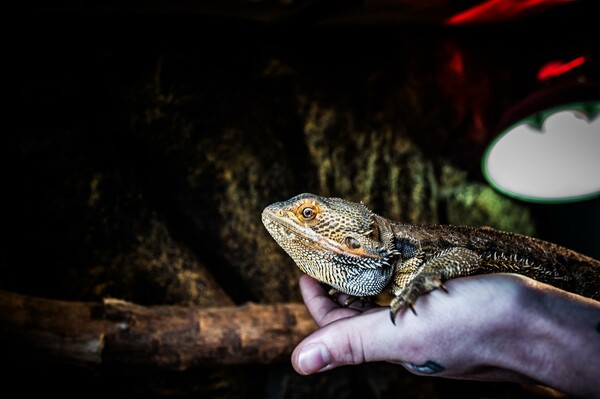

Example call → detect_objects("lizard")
261 193 600 324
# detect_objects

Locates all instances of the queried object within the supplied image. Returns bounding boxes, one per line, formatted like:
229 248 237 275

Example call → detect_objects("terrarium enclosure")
4 1 599 398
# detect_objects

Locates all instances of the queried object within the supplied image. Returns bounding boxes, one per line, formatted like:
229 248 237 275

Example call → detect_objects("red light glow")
537 57 587 81
445 0 576 25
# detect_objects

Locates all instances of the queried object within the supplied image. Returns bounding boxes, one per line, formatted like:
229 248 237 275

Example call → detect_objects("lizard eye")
345 236 361 249
301 207 316 220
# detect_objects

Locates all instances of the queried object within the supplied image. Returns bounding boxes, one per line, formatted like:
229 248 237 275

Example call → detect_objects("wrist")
483 275 600 397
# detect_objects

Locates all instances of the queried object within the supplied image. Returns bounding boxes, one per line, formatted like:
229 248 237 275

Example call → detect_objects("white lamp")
482 82 600 203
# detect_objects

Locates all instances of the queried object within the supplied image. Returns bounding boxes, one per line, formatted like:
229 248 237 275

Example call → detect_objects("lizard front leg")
389 247 481 323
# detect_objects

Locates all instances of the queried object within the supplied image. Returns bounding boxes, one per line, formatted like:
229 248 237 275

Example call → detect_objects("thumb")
291 307 399 375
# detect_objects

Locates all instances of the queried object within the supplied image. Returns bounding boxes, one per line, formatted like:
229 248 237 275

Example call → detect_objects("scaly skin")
262 193 600 323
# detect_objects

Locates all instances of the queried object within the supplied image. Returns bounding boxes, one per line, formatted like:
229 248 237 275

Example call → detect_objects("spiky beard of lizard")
261 193 397 296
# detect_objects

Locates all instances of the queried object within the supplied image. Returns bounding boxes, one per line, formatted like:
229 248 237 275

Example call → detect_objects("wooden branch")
0 289 316 370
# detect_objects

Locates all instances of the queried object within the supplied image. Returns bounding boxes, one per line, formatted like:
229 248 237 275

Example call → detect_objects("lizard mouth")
261 207 384 262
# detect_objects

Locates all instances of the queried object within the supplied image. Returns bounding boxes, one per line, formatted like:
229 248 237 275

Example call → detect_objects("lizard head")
261 193 396 296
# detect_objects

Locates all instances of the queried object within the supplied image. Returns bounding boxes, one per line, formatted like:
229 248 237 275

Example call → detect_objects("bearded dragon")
261 193 600 323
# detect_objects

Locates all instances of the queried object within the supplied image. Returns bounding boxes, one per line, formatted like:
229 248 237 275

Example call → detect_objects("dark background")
5 1 599 397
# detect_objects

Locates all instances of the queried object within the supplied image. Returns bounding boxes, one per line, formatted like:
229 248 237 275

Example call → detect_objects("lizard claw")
439 283 448 293
328 291 364 308
388 301 417 325
343 295 374 307
327 287 348 306
389 294 417 325
343 296 357 307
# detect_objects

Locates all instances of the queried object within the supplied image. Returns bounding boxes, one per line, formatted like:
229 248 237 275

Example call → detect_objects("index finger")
299 275 368 327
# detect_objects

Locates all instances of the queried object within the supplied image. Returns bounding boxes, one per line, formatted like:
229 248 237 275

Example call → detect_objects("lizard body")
261 193 600 322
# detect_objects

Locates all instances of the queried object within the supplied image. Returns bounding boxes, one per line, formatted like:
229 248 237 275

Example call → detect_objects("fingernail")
297 343 331 374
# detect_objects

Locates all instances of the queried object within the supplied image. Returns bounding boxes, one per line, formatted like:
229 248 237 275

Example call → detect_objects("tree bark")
0 289 316 370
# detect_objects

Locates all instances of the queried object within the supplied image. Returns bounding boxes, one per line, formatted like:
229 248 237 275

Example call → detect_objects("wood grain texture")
0 289 316 369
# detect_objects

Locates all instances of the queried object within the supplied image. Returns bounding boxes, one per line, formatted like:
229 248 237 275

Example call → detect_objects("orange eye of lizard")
301 207 316 220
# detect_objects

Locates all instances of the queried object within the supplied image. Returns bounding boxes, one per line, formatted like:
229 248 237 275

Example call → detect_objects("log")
0 289 316 370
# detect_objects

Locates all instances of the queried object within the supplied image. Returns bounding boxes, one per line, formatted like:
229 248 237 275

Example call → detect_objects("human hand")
292 274 600 398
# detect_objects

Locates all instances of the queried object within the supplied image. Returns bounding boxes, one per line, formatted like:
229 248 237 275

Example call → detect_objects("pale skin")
292 274 600 399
